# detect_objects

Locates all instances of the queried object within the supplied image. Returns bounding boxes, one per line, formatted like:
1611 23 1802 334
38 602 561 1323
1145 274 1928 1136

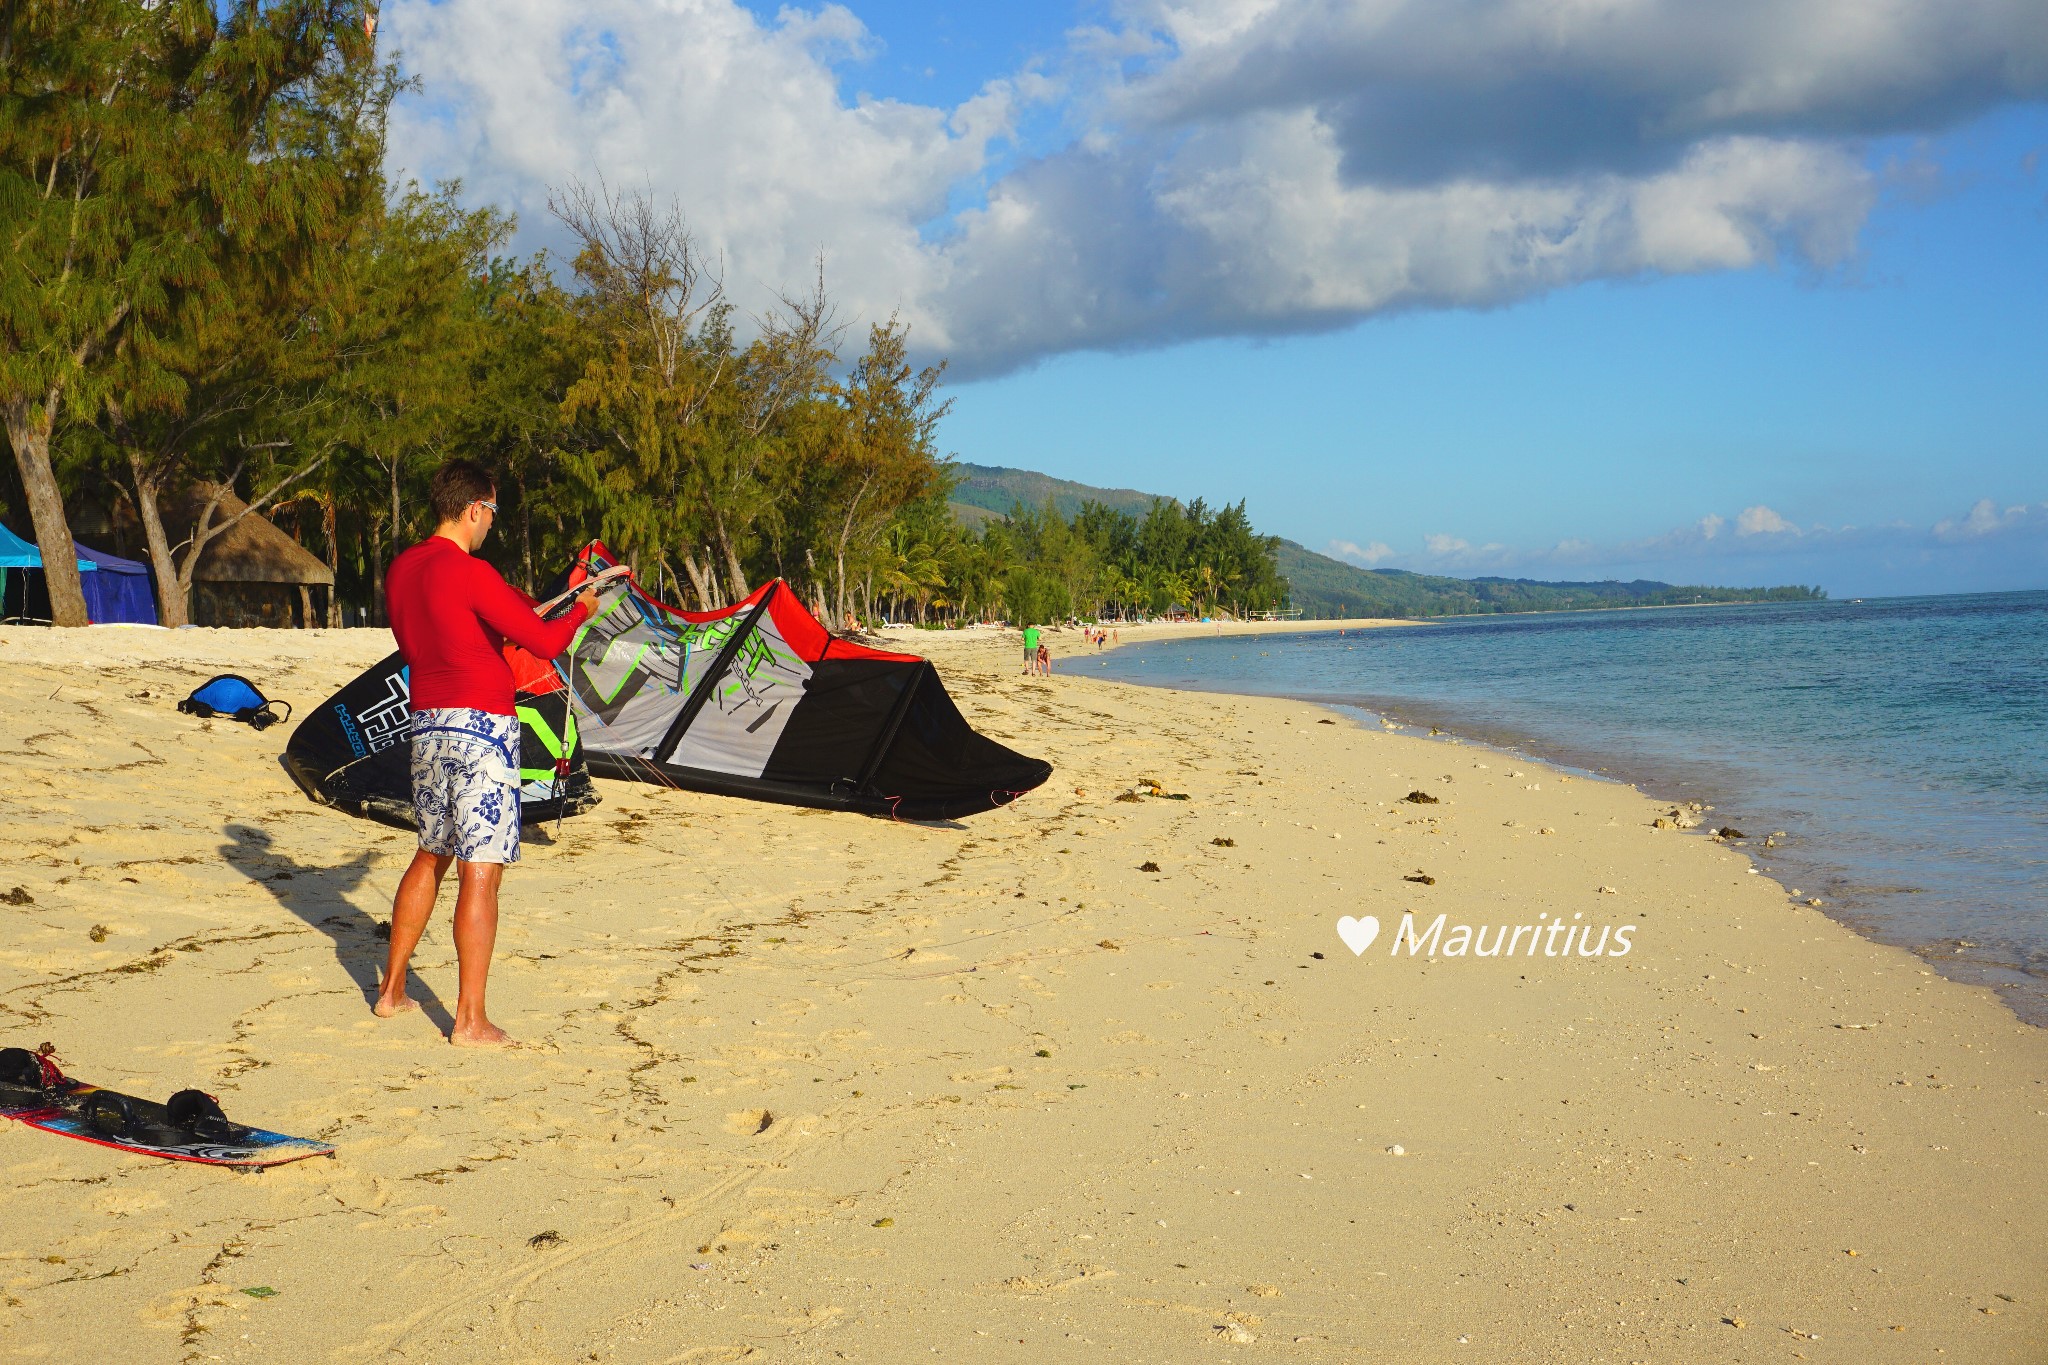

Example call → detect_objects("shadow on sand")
219 822 454 1034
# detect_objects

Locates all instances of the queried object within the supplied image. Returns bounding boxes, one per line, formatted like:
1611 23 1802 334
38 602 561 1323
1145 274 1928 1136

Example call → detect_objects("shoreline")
1086 612 2048 1029
873 589 1826 644
1 622 2043 1361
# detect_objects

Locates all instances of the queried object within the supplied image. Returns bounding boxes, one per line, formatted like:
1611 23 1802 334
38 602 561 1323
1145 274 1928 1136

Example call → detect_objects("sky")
381 0 2048 598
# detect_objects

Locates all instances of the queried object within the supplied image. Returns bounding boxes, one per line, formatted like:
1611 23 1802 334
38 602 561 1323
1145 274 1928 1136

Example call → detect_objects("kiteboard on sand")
0 1047 334 1168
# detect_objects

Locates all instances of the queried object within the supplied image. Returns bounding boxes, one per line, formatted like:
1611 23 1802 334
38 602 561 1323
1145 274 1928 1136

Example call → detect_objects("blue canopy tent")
76 542 157 625
1 522 96 623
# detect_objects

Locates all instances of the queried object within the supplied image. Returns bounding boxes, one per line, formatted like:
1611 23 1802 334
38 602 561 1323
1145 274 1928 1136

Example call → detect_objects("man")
1021 622 1040 676
374 460 598 1045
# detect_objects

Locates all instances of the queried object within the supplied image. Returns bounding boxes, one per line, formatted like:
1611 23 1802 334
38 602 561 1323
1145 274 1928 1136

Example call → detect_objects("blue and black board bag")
178 675 291 730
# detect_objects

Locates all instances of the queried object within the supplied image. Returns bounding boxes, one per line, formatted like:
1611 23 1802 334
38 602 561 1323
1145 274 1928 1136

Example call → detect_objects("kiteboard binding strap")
166 1089 235 1143
82 1091 135 1139
0 1046 55 1094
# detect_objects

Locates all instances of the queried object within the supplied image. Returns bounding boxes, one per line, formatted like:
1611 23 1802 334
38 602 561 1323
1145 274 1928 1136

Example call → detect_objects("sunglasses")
474 499 499 515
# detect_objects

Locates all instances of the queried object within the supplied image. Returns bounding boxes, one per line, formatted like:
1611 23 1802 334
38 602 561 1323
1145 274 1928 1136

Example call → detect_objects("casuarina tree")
0 0 368 624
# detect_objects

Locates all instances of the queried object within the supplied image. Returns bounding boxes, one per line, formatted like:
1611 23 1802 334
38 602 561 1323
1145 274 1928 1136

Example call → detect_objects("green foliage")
1001 567 1070 627
4 22 1824 634
1 0 372 624
897 492 1287 625
947 463 1156 521
1273 540 1826 617
942 465 1829 622
4 21 957 626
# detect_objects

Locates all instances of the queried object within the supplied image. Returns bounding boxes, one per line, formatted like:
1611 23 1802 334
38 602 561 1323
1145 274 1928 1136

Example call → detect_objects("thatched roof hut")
187 487 334 586
176 485 334 627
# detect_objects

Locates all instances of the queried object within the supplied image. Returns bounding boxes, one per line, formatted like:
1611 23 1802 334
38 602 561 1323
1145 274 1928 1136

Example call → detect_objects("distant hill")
950 462 1824 618
1273 541 1821 618
950 463 1159 521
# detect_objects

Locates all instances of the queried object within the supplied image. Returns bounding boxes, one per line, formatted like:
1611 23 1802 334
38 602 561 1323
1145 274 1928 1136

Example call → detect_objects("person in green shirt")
1021 624 1040 675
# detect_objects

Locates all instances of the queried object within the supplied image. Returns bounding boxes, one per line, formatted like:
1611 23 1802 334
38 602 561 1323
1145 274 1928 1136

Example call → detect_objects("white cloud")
1114 0 2048 181
1329 538 1395 566
1932 497 2046 541
1355 497 2048 593
1735 504 1799 536
385 0 1040 351
382 0 2048 375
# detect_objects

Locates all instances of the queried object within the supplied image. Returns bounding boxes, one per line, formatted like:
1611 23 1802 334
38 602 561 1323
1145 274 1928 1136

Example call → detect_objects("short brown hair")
429 460 496 525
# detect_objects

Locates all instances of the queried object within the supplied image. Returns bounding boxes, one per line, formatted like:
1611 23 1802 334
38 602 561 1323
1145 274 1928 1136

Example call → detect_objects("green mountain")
949 463 1159 521
950 463 1824 618
1274 541 1821 617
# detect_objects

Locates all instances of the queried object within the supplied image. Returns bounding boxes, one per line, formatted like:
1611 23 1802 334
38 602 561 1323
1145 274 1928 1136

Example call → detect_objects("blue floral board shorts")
411 708 522 864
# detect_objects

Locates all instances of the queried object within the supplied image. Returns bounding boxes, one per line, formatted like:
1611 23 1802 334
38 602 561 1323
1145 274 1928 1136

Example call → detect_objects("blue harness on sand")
177 675 292 731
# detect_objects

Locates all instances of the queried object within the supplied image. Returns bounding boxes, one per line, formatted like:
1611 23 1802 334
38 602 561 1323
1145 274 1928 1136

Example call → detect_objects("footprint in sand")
724 1108 775 1136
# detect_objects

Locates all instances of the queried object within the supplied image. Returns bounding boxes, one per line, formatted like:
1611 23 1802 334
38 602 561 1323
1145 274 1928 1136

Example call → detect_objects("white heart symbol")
1337 915 1379 956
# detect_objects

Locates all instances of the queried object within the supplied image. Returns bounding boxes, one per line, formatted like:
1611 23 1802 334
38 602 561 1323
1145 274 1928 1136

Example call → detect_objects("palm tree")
881 522 946 623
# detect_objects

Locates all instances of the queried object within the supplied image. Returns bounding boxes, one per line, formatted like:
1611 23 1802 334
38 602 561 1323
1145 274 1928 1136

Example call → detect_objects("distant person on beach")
377 460 598 1046
1038 640 1051 675
1022 624 1040 675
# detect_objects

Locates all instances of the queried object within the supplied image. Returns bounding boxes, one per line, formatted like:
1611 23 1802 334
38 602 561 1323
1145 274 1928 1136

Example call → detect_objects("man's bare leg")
449 860 513 1046
375 848 452 1017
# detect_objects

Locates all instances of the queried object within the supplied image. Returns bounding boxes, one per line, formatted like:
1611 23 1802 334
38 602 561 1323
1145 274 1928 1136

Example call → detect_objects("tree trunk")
4 399 89 626
519 482 534 594
803 548 827 620
171 485 233 622
679 550 716 612
127 455 191 629
323 495 342 627
711 507 749 601
832 471 874 627
369 515 386 625
297 584 314 629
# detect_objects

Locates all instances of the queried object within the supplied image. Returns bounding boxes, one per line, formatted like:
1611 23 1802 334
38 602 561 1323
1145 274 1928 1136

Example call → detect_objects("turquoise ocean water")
1090 591 2048 1023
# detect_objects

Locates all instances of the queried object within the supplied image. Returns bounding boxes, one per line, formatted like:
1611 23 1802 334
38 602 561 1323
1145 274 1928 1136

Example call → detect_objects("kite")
550 542 1050 820
282 640 599 830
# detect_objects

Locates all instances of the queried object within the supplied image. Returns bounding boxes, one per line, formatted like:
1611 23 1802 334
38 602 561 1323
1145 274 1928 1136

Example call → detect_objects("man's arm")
470 560 594 659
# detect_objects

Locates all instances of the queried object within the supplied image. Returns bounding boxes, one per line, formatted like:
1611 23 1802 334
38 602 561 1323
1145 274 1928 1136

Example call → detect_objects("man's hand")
575 586 600 616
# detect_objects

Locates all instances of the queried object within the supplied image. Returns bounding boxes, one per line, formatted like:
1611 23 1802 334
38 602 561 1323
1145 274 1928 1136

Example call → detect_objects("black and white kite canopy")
282 648 599 829
555 542 1050 820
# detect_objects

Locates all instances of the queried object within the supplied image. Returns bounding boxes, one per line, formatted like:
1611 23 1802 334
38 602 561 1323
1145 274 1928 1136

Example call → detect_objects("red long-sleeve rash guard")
386 537 590 716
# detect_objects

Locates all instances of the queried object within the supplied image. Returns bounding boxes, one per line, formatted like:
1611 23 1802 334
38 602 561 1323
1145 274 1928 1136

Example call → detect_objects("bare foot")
372 987 419 1019
449 1020 516 1047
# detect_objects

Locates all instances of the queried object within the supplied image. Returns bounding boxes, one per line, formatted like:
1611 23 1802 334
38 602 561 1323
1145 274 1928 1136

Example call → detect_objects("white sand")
0 621 2041 1362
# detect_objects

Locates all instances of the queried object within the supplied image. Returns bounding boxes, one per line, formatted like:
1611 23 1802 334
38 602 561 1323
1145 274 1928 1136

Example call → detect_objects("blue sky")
386 0 2048 597
943 106 2048 596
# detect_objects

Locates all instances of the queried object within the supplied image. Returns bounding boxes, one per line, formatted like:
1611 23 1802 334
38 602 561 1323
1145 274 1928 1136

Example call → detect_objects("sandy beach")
1 619 2043 1363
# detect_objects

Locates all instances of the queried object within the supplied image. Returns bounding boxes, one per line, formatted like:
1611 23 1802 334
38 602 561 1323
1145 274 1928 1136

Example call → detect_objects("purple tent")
76 543 158 625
